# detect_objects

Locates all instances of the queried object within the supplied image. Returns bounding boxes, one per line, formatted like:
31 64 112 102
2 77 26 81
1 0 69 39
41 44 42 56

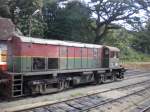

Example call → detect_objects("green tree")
43 1 94 42
0 0 11 18
89 0 149 44
132 20 150 54
0 0 46 37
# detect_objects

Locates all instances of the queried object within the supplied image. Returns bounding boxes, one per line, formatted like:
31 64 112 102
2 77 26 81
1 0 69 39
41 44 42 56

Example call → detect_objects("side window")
1 50 7 62
93 48 98 57
116 52 119 58
0 44 7 62
48 58 58 69
110 52 119 58
110 52 115 58
33 58 46 70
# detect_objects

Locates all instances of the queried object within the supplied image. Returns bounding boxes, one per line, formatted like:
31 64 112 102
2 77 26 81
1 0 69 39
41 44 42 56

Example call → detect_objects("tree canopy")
0 0 150 57
43 1 94 42
88 0 149 43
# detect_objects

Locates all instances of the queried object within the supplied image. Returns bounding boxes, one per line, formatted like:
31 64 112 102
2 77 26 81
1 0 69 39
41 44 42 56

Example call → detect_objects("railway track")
129 98 150 112
85 86 150 112
140 106 150 112
15 79 150 112
125 72 150 80
125 69 150 76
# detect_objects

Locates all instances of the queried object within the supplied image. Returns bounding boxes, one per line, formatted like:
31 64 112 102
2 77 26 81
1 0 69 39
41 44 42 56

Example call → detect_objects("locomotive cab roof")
104 46 120 52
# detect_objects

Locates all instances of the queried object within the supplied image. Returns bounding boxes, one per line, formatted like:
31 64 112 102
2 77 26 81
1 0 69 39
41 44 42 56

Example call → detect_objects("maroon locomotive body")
0 34 124 98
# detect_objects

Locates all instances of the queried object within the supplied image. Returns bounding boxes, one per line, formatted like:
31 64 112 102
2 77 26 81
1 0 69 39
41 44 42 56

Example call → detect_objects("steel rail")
124 72 150 80
140 106 150 112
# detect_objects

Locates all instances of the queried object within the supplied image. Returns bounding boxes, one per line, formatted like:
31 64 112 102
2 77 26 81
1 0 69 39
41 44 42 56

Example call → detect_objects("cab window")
0 44 7 62
116 52 119 58
110 52 119 58
110 52 115 58
1 50 7 62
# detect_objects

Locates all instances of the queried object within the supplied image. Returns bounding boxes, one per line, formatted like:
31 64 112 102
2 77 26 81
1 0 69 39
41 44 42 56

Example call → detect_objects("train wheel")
119 72 124 79
99 74 105 84
64 81 70 89
39 84 46 94
94 74 100 84
121 73 124 79
112 73 117 81
58 81 65 91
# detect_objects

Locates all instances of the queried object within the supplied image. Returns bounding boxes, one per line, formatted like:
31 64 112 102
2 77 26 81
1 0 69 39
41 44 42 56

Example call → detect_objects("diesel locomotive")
0 34 125 98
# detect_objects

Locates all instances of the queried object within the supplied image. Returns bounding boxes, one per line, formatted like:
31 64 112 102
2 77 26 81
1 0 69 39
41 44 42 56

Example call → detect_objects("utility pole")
29 9 40 37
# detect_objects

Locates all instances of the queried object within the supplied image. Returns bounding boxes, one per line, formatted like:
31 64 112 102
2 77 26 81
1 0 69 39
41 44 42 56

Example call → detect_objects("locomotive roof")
15 35 103 48
105 46 120 52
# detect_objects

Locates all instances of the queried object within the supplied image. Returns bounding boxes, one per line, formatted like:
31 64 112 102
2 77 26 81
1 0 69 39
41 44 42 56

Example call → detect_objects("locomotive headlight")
115 62 118 66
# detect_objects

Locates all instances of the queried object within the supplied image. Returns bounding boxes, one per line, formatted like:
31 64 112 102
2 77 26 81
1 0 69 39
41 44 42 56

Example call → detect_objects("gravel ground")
0 70 150 112
123 62 150 71
20 79 150 112
89 87 150 112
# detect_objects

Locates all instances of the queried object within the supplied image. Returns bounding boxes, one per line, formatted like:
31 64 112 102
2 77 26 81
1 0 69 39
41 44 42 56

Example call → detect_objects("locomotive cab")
103 46 120 68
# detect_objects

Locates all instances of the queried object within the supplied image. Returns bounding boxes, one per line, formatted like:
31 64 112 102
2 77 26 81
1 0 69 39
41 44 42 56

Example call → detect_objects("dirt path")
122 62 150 71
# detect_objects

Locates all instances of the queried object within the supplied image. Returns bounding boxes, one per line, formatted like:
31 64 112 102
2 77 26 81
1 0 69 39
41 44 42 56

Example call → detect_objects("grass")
70 92 83 98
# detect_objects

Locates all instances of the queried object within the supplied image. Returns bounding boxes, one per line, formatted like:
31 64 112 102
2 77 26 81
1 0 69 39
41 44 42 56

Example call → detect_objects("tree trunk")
94 35 101 44
93 26 108 44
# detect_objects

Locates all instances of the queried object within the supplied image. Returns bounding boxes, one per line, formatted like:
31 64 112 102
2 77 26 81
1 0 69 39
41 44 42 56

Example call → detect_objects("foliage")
101 28 150 61
89 0 149 44
0 0 46 37
0 0 11 18
131 20 150 54
14 0 46 37
101 28 133 56
43 0 94 42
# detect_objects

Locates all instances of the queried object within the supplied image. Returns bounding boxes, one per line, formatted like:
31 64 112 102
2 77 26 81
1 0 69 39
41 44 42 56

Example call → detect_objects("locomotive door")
102 47 110 68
